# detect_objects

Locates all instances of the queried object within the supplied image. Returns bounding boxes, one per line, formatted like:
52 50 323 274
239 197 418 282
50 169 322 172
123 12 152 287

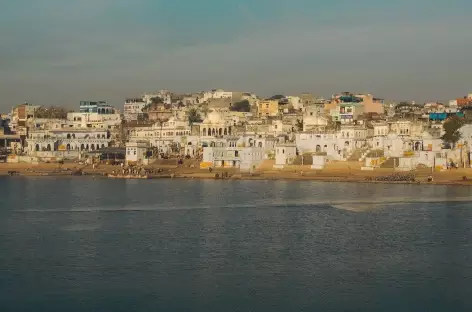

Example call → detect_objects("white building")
201 146 265 171
26 128 111 159
67 112 122 129
286 96 302 111
201 89 233 102
296 133 345 160
128 117 191 153
124 98 146 121
303 106 329 132
126 140 150 165
460 124 472 151
274 144 297 168
196 111 233 137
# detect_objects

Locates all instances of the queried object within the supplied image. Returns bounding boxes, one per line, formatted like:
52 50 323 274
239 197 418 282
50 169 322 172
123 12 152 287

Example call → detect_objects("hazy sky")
1 0 472 110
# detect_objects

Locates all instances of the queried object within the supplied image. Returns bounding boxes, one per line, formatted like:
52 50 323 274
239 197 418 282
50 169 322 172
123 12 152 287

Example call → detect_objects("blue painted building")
429 112 464 121
79 101 115 114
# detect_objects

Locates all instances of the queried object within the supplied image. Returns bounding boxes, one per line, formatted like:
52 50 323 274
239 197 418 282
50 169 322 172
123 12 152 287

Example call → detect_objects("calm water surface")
1 177 472 311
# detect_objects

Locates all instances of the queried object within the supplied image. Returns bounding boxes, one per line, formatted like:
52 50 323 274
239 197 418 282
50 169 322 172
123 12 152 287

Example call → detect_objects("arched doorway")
81 144 85 150
218 128 222 136
91 145 95 151
67 134 71 139
207 128 211 136
46 144 51 151
35 144 40 152
202 128 206 136
66 144 71 150
86 144 89 150
414 142 421 151
224 128 228 135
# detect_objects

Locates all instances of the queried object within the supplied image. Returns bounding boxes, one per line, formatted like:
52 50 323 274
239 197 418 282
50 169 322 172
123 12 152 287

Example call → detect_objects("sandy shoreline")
1 162 472 186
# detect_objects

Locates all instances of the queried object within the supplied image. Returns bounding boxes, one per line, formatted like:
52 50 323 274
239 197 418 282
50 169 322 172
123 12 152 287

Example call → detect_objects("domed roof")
206 110 222 123
421 131 433 139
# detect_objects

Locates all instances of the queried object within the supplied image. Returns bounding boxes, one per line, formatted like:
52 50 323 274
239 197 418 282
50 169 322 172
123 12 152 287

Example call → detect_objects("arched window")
67 134 71 139
46 144 51 151
35 144 40 152
66 144 71 150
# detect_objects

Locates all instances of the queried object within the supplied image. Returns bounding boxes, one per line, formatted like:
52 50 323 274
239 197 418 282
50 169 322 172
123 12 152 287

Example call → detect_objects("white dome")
207 111 222 123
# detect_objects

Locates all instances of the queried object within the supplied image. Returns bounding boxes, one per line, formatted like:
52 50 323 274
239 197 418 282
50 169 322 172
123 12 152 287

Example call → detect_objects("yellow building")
257 100 279 117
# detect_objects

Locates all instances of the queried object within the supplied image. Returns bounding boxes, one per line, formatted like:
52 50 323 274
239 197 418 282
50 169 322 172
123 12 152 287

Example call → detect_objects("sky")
1 0 472 110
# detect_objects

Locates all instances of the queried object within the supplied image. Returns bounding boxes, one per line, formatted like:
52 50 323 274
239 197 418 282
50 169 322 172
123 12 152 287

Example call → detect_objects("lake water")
1 177 472 311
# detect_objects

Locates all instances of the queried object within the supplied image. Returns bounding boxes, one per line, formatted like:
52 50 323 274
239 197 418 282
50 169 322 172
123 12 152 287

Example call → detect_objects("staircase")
380 157 399 169
347 148 367 162
255 159 275 172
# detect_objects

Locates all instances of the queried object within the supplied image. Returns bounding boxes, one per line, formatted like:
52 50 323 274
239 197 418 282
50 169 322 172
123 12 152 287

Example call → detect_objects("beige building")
258 100 279 117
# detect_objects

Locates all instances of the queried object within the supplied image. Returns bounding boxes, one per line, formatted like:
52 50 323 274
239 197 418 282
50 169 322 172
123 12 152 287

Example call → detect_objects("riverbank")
1 162 472 186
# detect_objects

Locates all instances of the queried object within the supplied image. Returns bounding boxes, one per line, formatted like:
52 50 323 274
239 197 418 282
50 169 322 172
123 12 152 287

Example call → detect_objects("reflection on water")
0 178 472 312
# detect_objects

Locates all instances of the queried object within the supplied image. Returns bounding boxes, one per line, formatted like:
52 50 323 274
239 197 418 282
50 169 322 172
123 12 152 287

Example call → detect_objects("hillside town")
1 89 472 181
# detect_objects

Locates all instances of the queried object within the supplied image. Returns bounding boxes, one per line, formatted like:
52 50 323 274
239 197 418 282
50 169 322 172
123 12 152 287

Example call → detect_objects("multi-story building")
257 100 279 117
201 89 233 102
335 102 364 124
10 103 40 135
67 112 122 129
201 146 265 171
26 128 111 159
124 98 147 121
79 101 115 114
127 117 191 153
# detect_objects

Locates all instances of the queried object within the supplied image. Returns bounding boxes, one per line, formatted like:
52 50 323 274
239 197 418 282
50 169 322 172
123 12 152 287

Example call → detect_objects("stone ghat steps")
380 157 400 168
347 148 365 161
255 159 275 172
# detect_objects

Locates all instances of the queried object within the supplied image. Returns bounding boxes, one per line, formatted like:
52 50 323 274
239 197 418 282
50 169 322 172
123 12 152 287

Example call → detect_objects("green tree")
34 106 69 119
296 119 303 131
188 108 202 125
269 94 285 100
150 97 163 104
230 100 250 112
441 115 465 149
